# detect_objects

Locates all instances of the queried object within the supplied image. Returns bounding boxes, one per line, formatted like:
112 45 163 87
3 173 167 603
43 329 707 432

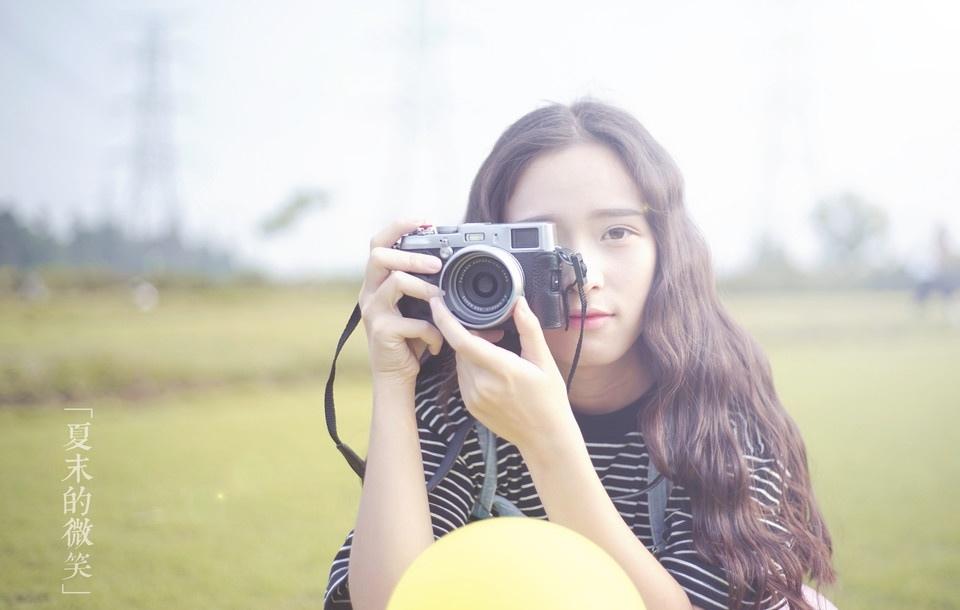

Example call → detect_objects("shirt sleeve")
657 447 792 610
322 369 477 609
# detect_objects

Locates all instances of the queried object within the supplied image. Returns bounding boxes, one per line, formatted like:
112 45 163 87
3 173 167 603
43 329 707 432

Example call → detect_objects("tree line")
0 205 237 279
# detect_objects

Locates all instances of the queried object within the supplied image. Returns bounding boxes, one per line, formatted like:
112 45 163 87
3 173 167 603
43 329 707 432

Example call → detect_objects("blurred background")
1 1 958 609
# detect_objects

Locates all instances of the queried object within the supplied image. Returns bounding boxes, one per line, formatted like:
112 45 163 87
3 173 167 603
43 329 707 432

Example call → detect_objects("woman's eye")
602 227 637 241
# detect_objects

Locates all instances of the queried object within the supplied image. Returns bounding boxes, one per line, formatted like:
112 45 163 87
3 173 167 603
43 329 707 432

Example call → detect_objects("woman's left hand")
428 295 580 456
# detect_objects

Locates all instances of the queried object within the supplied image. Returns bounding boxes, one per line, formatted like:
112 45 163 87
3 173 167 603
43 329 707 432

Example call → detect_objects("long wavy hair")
424 98 836 610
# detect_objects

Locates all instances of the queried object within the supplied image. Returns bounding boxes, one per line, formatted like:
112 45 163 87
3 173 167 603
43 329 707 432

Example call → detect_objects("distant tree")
752 232 797 274
811 191 888 267
66 216 132 270
0 204 239 278
0 206 62 267
914 222 960 303
721 231 807 291
259 188 330 236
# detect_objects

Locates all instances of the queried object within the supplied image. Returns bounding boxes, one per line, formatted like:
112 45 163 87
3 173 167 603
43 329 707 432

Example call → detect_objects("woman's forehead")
508 205 649 225
504 143 646 223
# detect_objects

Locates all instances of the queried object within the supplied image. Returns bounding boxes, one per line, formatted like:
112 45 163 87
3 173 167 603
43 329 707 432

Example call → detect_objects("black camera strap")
556 247 588 388
323 303 367 478
324 247 589 487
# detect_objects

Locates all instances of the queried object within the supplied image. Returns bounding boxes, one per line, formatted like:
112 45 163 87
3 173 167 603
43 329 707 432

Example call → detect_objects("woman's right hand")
359 219 447 386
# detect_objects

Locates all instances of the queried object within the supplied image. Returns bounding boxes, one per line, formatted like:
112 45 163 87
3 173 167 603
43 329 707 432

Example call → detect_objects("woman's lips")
569 313 613 330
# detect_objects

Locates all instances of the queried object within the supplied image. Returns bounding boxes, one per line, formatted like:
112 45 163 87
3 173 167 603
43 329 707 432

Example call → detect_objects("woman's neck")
562 343 654 415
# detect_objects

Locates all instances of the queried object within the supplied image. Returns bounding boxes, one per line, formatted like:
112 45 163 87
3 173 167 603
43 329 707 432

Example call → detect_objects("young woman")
324 98 837 610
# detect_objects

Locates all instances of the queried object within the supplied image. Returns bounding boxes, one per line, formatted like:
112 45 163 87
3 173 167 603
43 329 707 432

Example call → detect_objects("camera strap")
323 246 590 486
555 247 588 388
323 303 368 479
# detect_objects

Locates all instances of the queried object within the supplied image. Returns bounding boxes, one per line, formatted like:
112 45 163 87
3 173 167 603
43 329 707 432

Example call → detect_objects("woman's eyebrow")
516 207 647 223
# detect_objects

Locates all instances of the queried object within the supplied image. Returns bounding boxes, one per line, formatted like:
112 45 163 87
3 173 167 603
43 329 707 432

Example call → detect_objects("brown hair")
427 97 836 609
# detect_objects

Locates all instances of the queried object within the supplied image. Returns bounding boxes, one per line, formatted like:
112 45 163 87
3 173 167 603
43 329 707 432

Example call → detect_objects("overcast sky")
2 0 958 278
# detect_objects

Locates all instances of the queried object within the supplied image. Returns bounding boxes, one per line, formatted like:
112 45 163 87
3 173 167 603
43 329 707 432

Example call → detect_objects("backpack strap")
470 421 524 519
425 417 474 493
646 455 672 554
468 417 674 548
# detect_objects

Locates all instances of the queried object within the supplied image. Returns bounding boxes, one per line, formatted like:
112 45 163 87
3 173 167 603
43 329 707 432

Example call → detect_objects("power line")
126 17 181 239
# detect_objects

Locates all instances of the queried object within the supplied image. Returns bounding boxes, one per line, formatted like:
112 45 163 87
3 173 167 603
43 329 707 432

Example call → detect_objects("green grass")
0 283 370 403
1 287 958 609
0 381 374 610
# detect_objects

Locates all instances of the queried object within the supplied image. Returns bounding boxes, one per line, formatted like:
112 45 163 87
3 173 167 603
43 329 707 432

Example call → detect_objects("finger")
408 337 434 361
368 269 442 312
371 316 445 356
364 249 443 300
512 297 553 368
369 218 432 251
429 296 504 367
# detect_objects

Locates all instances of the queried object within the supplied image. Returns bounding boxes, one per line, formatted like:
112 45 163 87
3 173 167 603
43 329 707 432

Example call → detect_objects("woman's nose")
566 250 604 294
582 262 604 292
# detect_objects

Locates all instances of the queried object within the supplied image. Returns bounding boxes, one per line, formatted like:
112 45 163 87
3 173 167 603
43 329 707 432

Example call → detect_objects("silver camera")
394 222 570 331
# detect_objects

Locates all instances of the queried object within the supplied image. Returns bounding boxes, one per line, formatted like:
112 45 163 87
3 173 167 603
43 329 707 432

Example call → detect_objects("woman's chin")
547 342 618 370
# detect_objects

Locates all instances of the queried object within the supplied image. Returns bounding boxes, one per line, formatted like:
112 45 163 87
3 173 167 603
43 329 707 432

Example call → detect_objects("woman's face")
503 142 658 369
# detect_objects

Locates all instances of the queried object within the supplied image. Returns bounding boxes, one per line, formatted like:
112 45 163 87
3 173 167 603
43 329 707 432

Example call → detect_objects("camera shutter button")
437 237 454 260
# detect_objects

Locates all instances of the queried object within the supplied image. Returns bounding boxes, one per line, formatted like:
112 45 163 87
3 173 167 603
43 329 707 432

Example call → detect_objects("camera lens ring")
439 245 525 329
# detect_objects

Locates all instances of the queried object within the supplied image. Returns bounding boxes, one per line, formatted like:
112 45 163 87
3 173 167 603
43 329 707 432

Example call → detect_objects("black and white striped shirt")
323 369 790 610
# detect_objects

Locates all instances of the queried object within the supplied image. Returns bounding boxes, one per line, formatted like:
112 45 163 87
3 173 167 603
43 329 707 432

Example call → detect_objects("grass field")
1 286 958 609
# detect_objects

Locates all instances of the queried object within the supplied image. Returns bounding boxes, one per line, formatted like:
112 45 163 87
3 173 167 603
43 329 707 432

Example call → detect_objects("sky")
1 0 958 278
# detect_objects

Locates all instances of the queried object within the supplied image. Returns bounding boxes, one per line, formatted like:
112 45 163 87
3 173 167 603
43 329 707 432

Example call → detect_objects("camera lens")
473 272 496 297
458 258 511 313
440 245 524 329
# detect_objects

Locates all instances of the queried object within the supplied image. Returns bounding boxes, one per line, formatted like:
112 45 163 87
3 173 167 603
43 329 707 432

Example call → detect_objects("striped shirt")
323 368 790 610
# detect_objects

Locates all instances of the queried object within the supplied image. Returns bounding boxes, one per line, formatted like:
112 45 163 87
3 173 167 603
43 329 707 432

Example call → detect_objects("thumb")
513 297 552 367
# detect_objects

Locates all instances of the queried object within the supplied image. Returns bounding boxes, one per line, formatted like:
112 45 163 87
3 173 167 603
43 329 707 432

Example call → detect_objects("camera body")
394 222 567 331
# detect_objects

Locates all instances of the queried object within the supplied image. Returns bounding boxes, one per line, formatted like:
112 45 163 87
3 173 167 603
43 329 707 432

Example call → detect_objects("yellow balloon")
387 517 647 610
